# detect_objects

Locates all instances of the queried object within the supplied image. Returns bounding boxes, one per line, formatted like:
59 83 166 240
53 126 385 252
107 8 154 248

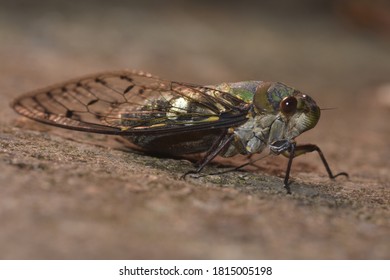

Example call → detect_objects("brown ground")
0 1 389 259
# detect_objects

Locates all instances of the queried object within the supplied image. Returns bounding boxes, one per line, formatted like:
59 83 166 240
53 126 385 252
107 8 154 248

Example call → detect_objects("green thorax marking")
214 81 262 103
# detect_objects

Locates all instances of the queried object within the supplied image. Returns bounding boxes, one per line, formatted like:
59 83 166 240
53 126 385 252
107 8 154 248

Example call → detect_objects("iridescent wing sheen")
11 70 251 135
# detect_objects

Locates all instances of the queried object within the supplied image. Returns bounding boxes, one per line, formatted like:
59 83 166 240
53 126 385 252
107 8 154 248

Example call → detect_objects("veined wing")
11 70 251 135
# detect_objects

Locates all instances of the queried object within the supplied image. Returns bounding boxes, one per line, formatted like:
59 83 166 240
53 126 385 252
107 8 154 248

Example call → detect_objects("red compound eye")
280 96 297 115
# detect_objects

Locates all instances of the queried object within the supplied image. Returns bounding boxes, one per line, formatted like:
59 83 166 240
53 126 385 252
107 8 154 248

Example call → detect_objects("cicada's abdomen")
125 129 224 155
117 94 225 155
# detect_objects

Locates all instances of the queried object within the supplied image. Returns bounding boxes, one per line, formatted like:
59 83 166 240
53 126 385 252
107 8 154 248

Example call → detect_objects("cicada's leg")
181 133 235 179
193 130 228 168
283 144 349 194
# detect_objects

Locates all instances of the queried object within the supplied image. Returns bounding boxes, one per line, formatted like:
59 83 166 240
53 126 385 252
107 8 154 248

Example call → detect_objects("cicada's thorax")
222 113 276 157
215 81 321 157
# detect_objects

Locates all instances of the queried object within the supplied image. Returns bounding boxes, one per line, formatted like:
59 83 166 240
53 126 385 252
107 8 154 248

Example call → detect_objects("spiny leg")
205 153 272 176
283 142 296 194
181 133 235 179
193 130 228 168
293 144 349 179
283 143 349 194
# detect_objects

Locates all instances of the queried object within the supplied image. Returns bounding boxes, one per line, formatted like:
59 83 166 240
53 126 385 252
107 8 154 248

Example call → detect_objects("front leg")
270 141 349 194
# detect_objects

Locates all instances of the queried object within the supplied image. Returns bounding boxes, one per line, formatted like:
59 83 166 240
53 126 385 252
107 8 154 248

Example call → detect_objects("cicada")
11 70 348 193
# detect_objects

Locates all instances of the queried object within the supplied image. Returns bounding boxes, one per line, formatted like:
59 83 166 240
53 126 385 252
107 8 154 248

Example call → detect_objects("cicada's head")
253 82 321 140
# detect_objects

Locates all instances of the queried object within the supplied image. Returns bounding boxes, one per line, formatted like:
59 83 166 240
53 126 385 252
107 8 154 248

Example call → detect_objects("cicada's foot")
330 172 349 180
180 170 201 180
283 182 292 195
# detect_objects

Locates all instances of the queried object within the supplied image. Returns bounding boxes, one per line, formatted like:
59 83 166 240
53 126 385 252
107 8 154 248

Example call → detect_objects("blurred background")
1 0 390 87
0 0 389 259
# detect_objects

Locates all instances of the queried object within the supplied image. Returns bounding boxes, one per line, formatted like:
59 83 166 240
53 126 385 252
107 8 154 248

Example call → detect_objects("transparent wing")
11 70 250 135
